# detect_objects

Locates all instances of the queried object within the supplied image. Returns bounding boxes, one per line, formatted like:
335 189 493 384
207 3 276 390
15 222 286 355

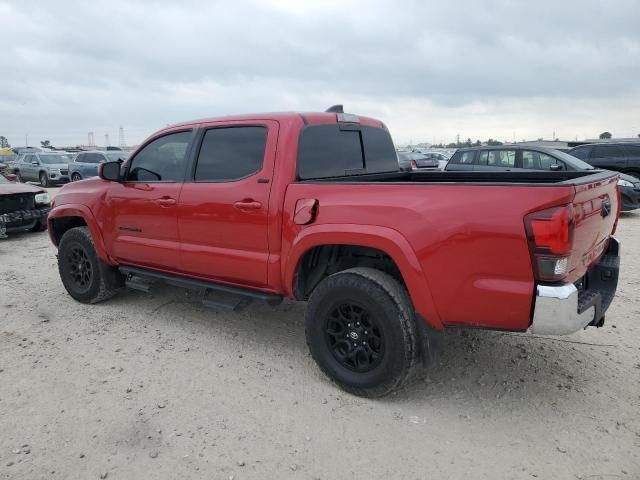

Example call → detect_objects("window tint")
297 125 397 179
591 145 624 158
127 131 191 182
82 153 103 164
195 127 266 181
569 146 590 160
622 145 640 157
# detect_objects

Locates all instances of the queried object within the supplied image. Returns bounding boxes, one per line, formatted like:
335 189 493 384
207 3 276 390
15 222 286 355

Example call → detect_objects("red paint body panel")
48 111 620 332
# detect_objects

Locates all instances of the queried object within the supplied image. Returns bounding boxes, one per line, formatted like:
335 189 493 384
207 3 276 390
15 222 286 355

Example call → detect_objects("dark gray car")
567 142 640 178
14 152 72 187
446 145 639 211
69 150 130 181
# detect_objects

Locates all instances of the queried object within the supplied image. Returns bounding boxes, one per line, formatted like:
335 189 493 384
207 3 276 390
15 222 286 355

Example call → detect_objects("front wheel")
58 226 124 303
39 172 49 188
305 267 418 398
71 173 82 182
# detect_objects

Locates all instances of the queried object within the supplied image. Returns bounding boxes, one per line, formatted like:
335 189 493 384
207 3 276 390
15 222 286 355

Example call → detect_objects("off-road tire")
58 226 123 303
305 267 418 398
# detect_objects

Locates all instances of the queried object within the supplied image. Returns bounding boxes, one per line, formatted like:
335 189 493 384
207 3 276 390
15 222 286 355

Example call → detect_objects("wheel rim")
325 301 385 372
65 245 93 293
72 174 80 181
40 174 47 186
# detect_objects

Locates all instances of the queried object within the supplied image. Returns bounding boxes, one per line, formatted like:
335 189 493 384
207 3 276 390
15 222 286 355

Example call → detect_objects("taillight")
524 204 574 282
612 182 621 235
410 160 418 170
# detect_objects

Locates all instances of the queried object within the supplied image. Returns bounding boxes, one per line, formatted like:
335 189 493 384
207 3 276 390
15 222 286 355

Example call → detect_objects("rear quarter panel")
283 182 576 331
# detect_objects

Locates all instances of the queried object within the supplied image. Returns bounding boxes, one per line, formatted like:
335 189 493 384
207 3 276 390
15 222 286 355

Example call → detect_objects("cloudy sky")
1 0 639 147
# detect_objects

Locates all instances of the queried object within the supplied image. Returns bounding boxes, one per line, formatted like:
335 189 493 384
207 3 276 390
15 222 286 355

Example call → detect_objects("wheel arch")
48 204 113 265
284 224 442 329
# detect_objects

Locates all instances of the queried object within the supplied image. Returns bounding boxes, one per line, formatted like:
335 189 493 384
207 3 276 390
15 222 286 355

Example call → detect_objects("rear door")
177 121 277 287
589 145 626 170
103 129 195 271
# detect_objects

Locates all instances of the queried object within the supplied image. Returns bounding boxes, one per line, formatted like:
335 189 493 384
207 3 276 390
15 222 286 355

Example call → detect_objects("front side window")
127 131 192 182
569 146 590 160
195 127 266 181
459 151 474 164
521 150 565 170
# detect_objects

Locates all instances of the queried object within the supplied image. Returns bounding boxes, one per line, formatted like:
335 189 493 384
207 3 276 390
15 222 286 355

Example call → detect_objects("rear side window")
450 151 474 164
195 127 267 182
478 150 516 167
591 145 623 158
297 125 397 179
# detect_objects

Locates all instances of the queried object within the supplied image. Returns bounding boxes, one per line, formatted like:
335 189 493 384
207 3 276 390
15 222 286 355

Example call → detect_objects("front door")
103 129 194 272
177 121 277 287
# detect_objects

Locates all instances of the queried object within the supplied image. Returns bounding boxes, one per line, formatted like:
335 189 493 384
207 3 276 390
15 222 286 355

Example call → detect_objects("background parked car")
413 149 451 170
13 152 72 187
69 150 130 181
567 142 640 179
446 145 640 211
397 152 440 171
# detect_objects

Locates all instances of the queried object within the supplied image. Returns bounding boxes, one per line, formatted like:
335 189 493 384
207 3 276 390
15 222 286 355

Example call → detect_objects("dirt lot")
1 187 639 480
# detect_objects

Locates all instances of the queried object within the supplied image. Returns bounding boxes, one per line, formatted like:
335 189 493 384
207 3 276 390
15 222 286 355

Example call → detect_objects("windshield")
39 154 71 164
105 152 129 161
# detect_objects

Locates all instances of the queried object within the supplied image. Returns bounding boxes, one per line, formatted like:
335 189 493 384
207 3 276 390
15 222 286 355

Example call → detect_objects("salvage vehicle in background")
69 150 130 181
568 142 640 179
446 145 639 211
0 172 50 238
13 152 72 187
47 107 621 397
397 151 439 171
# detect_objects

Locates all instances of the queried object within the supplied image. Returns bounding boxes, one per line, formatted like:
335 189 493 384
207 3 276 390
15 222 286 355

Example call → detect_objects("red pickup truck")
48 107 621 397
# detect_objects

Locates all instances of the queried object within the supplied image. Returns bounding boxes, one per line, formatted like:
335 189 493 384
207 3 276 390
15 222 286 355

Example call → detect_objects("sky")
1 0 639 147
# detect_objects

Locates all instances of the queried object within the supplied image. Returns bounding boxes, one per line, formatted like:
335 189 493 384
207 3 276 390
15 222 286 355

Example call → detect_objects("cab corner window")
195 126 266 182
127 131 192 182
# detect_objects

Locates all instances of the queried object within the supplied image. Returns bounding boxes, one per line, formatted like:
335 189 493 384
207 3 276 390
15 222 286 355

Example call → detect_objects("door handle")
233 200 262 210
155 196 177 207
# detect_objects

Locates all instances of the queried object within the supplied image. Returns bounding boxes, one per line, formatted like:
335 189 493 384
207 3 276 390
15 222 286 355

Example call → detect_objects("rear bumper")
529 237 620 335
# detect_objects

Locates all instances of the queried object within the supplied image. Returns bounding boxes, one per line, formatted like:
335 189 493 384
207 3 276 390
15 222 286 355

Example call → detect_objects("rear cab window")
297 125 398 179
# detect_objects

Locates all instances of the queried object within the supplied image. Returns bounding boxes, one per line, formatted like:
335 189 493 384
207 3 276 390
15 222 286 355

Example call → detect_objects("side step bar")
119 266 283 311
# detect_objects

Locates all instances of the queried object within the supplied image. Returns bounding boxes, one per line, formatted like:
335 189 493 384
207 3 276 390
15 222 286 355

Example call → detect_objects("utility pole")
118 126 126 149
104 133 110 147
25 133 28 147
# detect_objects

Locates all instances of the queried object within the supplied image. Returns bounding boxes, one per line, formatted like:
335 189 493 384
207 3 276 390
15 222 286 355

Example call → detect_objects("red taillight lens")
410 160 417 170
525 205 575 282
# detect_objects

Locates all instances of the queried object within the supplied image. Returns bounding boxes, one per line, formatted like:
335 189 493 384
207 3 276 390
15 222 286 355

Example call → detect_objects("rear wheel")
39 172 49 188
623 170 640 181
71 173 82 182
58 226 123 303
305 267 418 398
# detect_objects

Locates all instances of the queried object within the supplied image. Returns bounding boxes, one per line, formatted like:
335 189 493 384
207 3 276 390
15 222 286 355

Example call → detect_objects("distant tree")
637 133 640 138
446 142 458 148
0 136 9 148
486 138 503 146
537 138 543 141
599 131 612 139
475 140 481 146
40 140 51 148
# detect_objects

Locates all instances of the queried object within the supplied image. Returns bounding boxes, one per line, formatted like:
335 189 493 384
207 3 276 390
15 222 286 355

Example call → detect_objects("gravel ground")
1 188 639 479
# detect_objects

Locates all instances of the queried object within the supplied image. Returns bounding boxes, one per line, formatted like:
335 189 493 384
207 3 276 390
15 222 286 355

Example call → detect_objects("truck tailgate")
568 173 619 283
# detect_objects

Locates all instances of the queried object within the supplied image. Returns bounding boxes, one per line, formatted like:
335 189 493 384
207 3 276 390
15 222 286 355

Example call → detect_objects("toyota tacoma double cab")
48 106 621 397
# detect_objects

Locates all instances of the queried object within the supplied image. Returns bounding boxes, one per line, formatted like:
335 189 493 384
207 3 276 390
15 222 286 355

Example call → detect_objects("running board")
120 266 283 311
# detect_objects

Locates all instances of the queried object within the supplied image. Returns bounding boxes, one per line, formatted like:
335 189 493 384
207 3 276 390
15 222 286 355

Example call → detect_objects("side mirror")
99 161 121 182
549 164 563 171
